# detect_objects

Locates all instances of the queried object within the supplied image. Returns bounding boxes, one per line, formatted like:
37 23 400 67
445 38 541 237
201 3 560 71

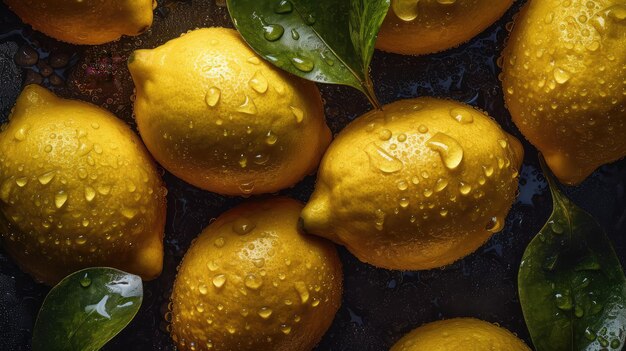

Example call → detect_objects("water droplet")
13 127 27 141
233 217 256 235
274 0 293 14
263 24 285 41
84 186 96 202
294 281 309 303
418 125 429 134
214 237 225 248
258 307 273 319
365 143 403 174
237 95 258 115
253 153 270 165
320 51 334 66
249 71 268 94
121 207 138 219
15 177 27 187
392 0 420 21
244 274 263 290
290 57 314 72
38 171 55 185
239 181 255 195
449 108 474 124
550 221 564 234
199 284 208 295
378 129 392 141
483 165 495 177
207 260 219 271
555 292 573 311
435 178 449 192
212 274 226 288
397 180 409 191
584 328 597 341
290 106 304 123
75 236 87 245
280 324 292 335
252 258 265 268
291 29 300 40
554 68 571 84
55 191 68 209
205 87 221 107
305 14 316 25
459 182 472 195
265 131 278 145
80 275 91 288
239 155 248 168
486 217 503 232
97 185 111 195
427 133 464 170
247 56 261 65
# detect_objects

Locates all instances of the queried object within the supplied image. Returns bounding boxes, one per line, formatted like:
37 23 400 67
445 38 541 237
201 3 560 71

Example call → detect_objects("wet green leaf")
32 267 143 351
227 0 389 109
518 160 626 351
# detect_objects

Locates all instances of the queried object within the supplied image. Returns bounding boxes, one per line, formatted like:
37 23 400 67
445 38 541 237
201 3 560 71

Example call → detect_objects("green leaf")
32 267 143 351
227 0 389 109
518 159 626 351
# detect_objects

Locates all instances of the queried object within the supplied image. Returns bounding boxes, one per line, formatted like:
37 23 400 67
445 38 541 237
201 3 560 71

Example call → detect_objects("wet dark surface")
0 0 625 350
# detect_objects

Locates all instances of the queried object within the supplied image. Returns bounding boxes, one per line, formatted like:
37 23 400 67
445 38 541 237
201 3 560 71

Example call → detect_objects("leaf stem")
362 75 382 110
538 154 563 204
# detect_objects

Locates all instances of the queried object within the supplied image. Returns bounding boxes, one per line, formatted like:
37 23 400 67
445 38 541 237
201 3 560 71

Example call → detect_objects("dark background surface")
0 0 625 350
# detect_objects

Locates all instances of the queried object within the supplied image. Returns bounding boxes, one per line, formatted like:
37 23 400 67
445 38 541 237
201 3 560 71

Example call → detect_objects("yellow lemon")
390 318 531 351
129 28 331 196
0 85 166 285
501 0 626 185
301 98 523 270
377 0 514 55
169 197 342 351
4 0 156 45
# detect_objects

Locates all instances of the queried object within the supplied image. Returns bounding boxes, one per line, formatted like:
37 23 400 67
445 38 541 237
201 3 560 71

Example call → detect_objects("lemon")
169 197 342 351
390 318 531 351
4 0 156 45
501 0 626 185
301 98 523 270
0 85 166 285
377 0 514 55
128 28 331 196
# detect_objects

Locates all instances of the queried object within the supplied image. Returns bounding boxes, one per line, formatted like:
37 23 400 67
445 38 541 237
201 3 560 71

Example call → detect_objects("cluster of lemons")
1 0 624 350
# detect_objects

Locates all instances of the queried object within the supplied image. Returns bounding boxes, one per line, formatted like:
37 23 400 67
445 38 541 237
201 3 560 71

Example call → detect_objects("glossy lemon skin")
0 85 166 285
377 0 514 55
170 197 342 351
4 0 156 45
301 98 523 271
501 0 626 185
129 28 331 196
390 318 531 351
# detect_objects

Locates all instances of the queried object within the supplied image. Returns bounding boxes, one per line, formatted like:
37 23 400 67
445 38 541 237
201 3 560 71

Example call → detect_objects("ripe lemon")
377 0 514 55
301 98 523 270
0 85 166 285
501 0 626 185
169 197 342 351
391 318 531 351
128 28 331 196
4 0 156 45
